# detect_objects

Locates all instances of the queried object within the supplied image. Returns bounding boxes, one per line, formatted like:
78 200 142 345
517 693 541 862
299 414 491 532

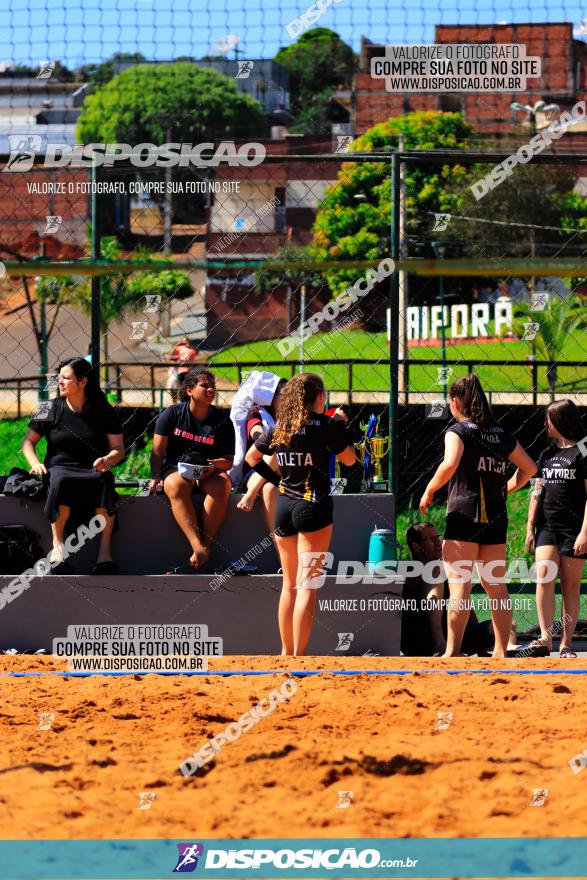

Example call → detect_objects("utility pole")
162 124 173 337
398 134 407 401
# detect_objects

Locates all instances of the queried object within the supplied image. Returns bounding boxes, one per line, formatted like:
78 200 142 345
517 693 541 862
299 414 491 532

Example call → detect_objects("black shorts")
275 494 333 537
444 512 507 545
536 525 587 559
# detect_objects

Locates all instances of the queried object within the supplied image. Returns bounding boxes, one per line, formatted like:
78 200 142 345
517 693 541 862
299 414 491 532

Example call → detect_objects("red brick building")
204 134 341 347
354 22 587 137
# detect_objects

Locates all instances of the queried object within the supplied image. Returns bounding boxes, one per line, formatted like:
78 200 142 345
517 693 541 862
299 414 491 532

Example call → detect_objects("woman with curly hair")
245 373 356 655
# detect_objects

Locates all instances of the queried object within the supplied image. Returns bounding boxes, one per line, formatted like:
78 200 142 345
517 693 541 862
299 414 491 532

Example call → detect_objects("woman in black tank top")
419 374 536 658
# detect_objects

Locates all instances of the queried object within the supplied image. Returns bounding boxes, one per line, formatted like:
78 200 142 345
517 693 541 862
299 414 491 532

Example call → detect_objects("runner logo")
335 135 354 153
531 292 549 311
44 215 62 234
425 401 449 419
38 712 54 730
298 551 334 589
37 60 55 79
173 843 204 873
432 213 450 231
137 792 156 810
336 790 354 808
522 321 540 341
143 294 161 314
130 321 148 340
435 711 453 730
3 135 42 173
436 366 453 385
236 61 253 79
530 788 548 806
336 632 354 651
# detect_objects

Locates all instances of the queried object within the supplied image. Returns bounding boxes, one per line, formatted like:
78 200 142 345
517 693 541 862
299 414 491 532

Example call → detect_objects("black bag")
0 524 45 574
3 467 46 501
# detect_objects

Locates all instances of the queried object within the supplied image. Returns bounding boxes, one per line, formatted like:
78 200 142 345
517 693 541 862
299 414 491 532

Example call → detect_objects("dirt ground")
1 654 586 846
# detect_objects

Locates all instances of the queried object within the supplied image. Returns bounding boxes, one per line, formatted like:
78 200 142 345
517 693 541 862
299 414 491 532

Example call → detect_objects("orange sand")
1 655 586 842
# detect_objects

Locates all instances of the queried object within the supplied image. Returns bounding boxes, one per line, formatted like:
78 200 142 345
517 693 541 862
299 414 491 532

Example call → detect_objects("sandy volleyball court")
1 655 586 843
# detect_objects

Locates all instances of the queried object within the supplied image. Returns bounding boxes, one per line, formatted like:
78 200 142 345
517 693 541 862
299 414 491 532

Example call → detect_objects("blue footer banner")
0 838 586 879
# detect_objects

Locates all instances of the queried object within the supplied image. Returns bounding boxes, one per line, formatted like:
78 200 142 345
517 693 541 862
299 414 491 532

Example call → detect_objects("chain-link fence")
1 137 587 633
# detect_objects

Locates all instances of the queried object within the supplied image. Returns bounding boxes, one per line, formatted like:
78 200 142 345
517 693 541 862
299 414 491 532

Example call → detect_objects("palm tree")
513 294 586 397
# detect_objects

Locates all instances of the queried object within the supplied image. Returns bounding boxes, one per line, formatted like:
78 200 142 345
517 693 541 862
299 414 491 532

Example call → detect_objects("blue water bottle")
368 526 397 574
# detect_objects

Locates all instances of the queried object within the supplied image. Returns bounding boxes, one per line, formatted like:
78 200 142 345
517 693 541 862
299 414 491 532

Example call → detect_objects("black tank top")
446 421 516 524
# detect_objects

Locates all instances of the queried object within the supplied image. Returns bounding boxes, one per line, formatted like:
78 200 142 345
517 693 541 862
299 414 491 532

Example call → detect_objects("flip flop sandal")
560 647 578 659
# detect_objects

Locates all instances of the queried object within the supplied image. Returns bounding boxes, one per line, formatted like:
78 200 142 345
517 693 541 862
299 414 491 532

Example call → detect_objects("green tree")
77 62 265 145
312 111 476 294
512 295 587 395
77 62 266 228
275 28 356 134
256 243 325 334
447 164 586 260
77 53 147 88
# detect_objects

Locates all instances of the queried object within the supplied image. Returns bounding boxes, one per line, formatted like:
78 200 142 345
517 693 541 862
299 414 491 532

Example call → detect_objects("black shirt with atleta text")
446 421 517 525
255 414 348 502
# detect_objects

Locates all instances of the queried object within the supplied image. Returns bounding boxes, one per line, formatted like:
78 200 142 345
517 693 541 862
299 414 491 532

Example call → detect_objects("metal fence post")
389 153 400 513
90 159 101 372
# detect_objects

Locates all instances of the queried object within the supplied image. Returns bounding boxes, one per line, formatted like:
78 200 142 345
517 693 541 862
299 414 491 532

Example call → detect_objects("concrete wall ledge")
0 574 403 655
0 493 395 575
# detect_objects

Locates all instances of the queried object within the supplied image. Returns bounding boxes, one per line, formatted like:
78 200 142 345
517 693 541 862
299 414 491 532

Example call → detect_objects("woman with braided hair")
245 373 356 655
419 373 536 658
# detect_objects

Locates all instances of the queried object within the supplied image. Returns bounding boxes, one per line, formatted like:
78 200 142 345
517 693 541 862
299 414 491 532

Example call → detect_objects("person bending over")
150 367 235 570
229 371 287 530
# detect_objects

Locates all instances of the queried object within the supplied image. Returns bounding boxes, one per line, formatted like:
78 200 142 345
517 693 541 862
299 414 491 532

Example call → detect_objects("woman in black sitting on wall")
21 357 125 574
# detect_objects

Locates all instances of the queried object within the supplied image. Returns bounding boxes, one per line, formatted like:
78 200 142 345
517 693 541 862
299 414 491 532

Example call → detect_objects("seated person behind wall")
230 372 287 531
401 522 516 656
21 357 125 575
150 367 235 570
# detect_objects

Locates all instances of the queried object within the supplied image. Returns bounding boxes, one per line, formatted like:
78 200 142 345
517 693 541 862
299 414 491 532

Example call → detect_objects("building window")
438 94 462 113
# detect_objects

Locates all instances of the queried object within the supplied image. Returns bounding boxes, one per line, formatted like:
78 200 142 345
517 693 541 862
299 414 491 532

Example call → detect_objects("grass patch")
209 332 587 394
0 418 152 495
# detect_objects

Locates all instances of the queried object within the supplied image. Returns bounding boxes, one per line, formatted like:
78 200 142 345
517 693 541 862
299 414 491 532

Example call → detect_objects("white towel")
229 370 282 486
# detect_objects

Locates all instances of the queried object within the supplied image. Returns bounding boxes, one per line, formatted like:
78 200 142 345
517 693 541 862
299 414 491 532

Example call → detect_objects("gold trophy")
355 415 390 492
369 434 390 492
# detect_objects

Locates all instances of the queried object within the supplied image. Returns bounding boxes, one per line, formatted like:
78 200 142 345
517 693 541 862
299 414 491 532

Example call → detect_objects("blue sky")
0 0 585 68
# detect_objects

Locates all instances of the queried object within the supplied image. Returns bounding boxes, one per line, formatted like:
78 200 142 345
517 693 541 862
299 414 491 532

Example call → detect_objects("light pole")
299 284 306 373
431 240 447 402
510 100 560 135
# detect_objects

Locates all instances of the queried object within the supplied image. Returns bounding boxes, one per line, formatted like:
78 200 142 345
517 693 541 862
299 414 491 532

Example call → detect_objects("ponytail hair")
545 399 584 443
272 372 324 447
58 357 110 409
448 373 495 429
